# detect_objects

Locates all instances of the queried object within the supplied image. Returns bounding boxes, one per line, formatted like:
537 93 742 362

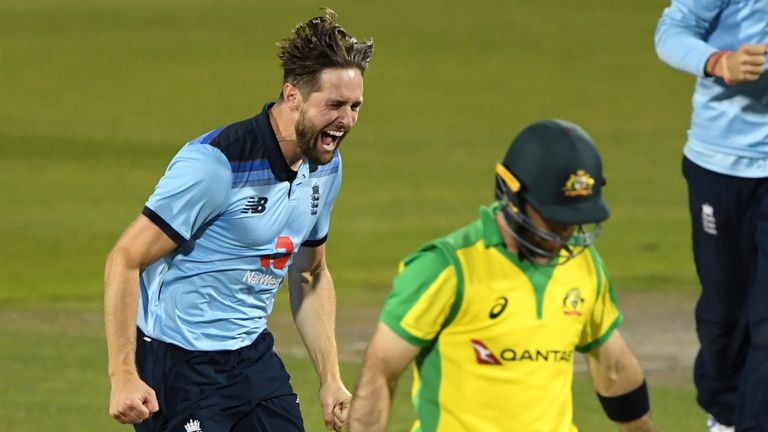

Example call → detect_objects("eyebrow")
327 98 363 105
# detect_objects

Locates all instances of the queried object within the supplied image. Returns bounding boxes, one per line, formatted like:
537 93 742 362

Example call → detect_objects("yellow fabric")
399 266 457 342
381 205 621 432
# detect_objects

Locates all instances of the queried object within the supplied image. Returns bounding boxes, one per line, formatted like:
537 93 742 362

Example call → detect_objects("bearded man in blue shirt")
656 1 768 430
103 9 373 432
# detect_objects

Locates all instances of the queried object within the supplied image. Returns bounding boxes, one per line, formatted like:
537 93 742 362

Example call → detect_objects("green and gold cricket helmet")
496 119 609 225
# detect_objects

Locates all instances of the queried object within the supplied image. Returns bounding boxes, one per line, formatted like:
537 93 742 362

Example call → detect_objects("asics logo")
489 296 508 319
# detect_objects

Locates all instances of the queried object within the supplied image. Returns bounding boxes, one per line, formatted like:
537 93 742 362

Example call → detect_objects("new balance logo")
184 419 202 432
471 339 502 365
242 196 268 214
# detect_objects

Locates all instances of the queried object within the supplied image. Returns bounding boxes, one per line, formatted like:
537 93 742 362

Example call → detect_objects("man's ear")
282 82 303 112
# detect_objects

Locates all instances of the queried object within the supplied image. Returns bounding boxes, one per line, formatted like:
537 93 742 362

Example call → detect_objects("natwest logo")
242 270 283 289
470 339 502 365
470 339 573 365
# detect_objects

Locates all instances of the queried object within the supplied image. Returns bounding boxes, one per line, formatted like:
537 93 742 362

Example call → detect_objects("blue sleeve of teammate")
654 0 726 77
304 154 342 245
143 143 232 244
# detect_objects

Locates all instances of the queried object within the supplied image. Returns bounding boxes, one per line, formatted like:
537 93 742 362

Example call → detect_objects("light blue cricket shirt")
655 0 768 178
138 103 342 351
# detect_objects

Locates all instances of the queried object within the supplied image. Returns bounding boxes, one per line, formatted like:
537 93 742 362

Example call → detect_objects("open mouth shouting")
295 108 350 165
320 129 345 152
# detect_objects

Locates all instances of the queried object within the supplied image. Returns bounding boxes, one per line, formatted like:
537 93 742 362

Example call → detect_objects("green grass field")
0 0 705 430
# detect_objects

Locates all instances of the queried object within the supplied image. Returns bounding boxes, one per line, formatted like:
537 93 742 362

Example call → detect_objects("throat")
290 159 303 171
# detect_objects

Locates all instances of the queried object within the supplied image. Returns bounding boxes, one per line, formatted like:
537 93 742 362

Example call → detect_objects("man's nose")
338 106 357 127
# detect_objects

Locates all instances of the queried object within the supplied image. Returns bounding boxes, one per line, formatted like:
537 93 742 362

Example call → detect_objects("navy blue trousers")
134 328 304 432
684 157 768 430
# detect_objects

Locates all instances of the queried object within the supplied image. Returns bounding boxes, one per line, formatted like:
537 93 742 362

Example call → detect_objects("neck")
268 101 303 170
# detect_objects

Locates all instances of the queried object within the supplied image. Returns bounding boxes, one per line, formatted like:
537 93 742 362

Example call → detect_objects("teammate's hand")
719 43 768 84
319 380 352 431
109 373 159 424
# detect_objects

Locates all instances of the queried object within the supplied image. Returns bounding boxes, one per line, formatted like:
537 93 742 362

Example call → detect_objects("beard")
516 224 556 261
295 109 341 165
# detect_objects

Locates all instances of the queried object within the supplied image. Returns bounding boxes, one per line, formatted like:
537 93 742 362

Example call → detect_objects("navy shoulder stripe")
207 117 267 162
302 235 328 248
142 206 186 245
205 103 297 183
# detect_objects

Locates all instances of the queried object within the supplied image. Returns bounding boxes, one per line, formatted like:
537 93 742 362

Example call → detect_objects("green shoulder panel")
587 245 621 312
575 246 623 353
588 246 604 299
433 218 488 326
381 219 484 333
431 238 464 328
380 244 454 347
575 314 624 353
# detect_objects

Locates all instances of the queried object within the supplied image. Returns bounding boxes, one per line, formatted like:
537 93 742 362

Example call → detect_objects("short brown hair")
277 8 374 97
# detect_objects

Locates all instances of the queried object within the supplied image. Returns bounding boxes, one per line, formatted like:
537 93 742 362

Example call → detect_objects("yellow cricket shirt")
380 203 622 432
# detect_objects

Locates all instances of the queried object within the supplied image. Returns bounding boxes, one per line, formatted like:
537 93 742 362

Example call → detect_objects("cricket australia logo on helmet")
562 169 595 197
184 419 203 432
562 288 584 316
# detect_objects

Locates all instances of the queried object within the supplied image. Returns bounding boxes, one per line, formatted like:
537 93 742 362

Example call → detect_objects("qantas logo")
471 339 573 364
471 339 502 365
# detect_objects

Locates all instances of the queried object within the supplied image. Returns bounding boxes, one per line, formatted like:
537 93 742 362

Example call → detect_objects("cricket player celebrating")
349 120 655 432
656 1 768 430
104 9 372 432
